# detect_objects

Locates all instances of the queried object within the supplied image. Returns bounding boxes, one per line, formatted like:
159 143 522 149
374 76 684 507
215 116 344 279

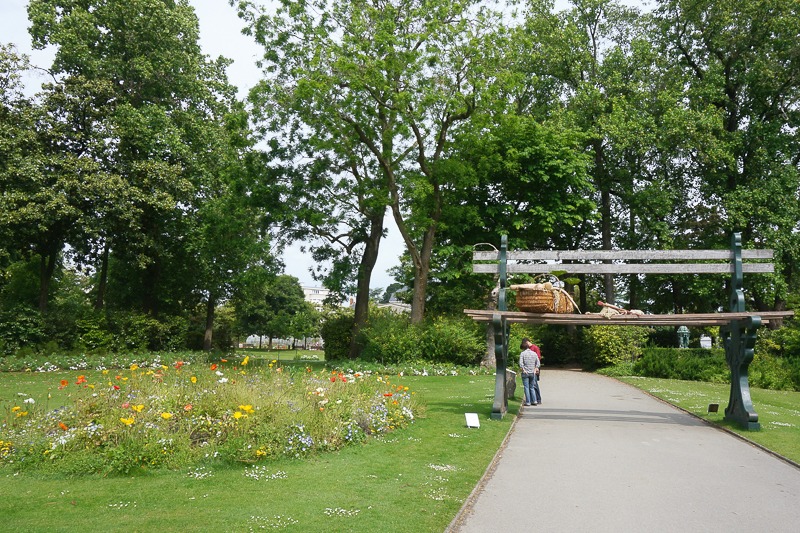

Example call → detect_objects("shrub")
633 347 728 382
418 316 484 366
0 306 46 355
320 311 354 360
358 311 484 365
106 312 188 352
582 325 650 369
359 309 420 363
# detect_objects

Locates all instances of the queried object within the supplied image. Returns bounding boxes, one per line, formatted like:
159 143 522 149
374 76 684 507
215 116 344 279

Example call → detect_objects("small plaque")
465 412 480 428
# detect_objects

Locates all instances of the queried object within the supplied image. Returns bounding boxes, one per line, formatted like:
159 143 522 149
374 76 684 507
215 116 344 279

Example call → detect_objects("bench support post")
490 235 510 420
722 233 761 430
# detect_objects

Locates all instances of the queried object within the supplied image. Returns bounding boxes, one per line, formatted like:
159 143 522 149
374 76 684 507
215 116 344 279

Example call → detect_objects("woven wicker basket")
511 275 575 314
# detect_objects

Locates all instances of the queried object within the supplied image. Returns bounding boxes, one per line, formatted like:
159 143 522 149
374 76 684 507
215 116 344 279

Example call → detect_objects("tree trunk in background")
203 294 215 351
38 243 59 313
94 241 109 310
348 213 384 359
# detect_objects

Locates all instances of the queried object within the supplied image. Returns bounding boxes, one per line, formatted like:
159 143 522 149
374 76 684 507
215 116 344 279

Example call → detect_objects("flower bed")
1 357 418 475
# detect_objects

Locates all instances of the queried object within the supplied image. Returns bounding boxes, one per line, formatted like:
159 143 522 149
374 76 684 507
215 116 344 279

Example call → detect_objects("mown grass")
0 371 517 532
617 376 800 464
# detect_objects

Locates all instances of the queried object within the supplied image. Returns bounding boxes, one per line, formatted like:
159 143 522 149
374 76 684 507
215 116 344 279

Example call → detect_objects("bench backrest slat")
473 249 773 261
473 263 774 275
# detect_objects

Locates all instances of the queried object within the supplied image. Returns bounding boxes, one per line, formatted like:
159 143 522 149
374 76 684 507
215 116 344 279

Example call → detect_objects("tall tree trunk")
600 186 615 303
595 140 615 304
94 241 110 310
38 242 59 313
409 223 437 324
142 260 160 317
203 294 216 351
348 213 384 359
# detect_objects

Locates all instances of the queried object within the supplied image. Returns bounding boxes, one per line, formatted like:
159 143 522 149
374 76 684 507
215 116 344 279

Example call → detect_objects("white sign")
465 413 480 428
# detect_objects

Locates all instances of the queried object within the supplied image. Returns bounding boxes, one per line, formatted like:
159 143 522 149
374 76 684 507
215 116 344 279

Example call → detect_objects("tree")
237 274 307 349
27 0 251 319
235 0 503 330
654 0 800 313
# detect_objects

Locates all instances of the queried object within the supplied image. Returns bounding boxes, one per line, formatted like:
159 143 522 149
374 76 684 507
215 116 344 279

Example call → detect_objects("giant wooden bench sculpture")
466 233 794 429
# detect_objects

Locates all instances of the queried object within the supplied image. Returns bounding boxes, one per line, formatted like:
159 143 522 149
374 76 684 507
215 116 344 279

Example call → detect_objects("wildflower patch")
0 358 419 475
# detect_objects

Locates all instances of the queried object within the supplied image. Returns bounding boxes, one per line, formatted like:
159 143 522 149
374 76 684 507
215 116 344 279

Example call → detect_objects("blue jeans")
522 373 539 404
532 372 541 403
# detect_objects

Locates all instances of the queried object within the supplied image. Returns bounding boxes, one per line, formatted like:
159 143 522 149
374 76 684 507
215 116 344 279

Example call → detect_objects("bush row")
322 309 486 366
628 347 800 391
0 306 217 356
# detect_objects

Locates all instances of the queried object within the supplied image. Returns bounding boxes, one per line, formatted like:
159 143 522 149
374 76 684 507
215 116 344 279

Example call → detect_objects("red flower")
113 385 120 390
59 379 68 389
330 377 336 382
59 422 69 431
210 363 218 371
75 375 87 385
174 361 184 370
383 392 393 397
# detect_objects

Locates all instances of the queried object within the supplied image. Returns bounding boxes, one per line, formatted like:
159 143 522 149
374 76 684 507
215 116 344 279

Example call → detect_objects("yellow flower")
16 411 28 417
132 404 145 413
242 356 250 366
161 365 168 370
120 417 135 426
239 404 255 414
161 412 173 420
190 376 197 384
233 411 243 419
130 364 139 371
11 406 20 412
102 369 109 375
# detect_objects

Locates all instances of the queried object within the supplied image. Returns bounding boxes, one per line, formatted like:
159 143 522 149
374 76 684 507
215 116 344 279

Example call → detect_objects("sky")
0 0 404 291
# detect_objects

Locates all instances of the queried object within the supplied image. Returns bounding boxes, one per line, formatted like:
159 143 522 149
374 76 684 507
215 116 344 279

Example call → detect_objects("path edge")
444 408 522 533
611 375 800 472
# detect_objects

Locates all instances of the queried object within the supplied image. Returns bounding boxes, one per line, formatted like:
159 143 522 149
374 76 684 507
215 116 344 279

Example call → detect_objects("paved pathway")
450 369 800 533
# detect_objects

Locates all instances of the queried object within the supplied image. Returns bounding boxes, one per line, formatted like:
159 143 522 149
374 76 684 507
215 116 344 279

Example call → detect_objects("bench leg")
722 317 761 430
490 313 509 420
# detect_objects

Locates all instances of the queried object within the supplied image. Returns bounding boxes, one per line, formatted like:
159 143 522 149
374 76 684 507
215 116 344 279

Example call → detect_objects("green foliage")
419 316 485 366
359 311 421 364
320 311 355 361
106 312 189 352
582 325 650 369
538 325 582 366
0 306 46 355
357 310 484 365
632 348 729 382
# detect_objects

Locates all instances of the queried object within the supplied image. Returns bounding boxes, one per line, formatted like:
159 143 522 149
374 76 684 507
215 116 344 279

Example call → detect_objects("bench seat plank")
463 309 794 326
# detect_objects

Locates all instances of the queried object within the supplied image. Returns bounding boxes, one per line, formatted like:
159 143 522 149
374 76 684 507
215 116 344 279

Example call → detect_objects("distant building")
375 295 410 314
302 286 352 308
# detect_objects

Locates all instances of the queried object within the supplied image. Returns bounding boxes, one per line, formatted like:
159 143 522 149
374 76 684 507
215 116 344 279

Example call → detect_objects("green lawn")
0 371 517 532
4 368 798 532
617 376 800 464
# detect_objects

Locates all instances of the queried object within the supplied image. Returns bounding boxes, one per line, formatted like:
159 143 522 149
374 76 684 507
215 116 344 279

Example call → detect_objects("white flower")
23 397 35 404
215 370 224 376
218 378 229 383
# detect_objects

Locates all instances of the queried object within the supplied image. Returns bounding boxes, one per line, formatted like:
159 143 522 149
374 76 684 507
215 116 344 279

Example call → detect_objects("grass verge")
617 376 800 464
0 371 517 532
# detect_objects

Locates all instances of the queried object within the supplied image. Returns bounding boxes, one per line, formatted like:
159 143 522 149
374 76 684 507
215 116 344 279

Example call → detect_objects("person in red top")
523 337 542 405
519 338 540 406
